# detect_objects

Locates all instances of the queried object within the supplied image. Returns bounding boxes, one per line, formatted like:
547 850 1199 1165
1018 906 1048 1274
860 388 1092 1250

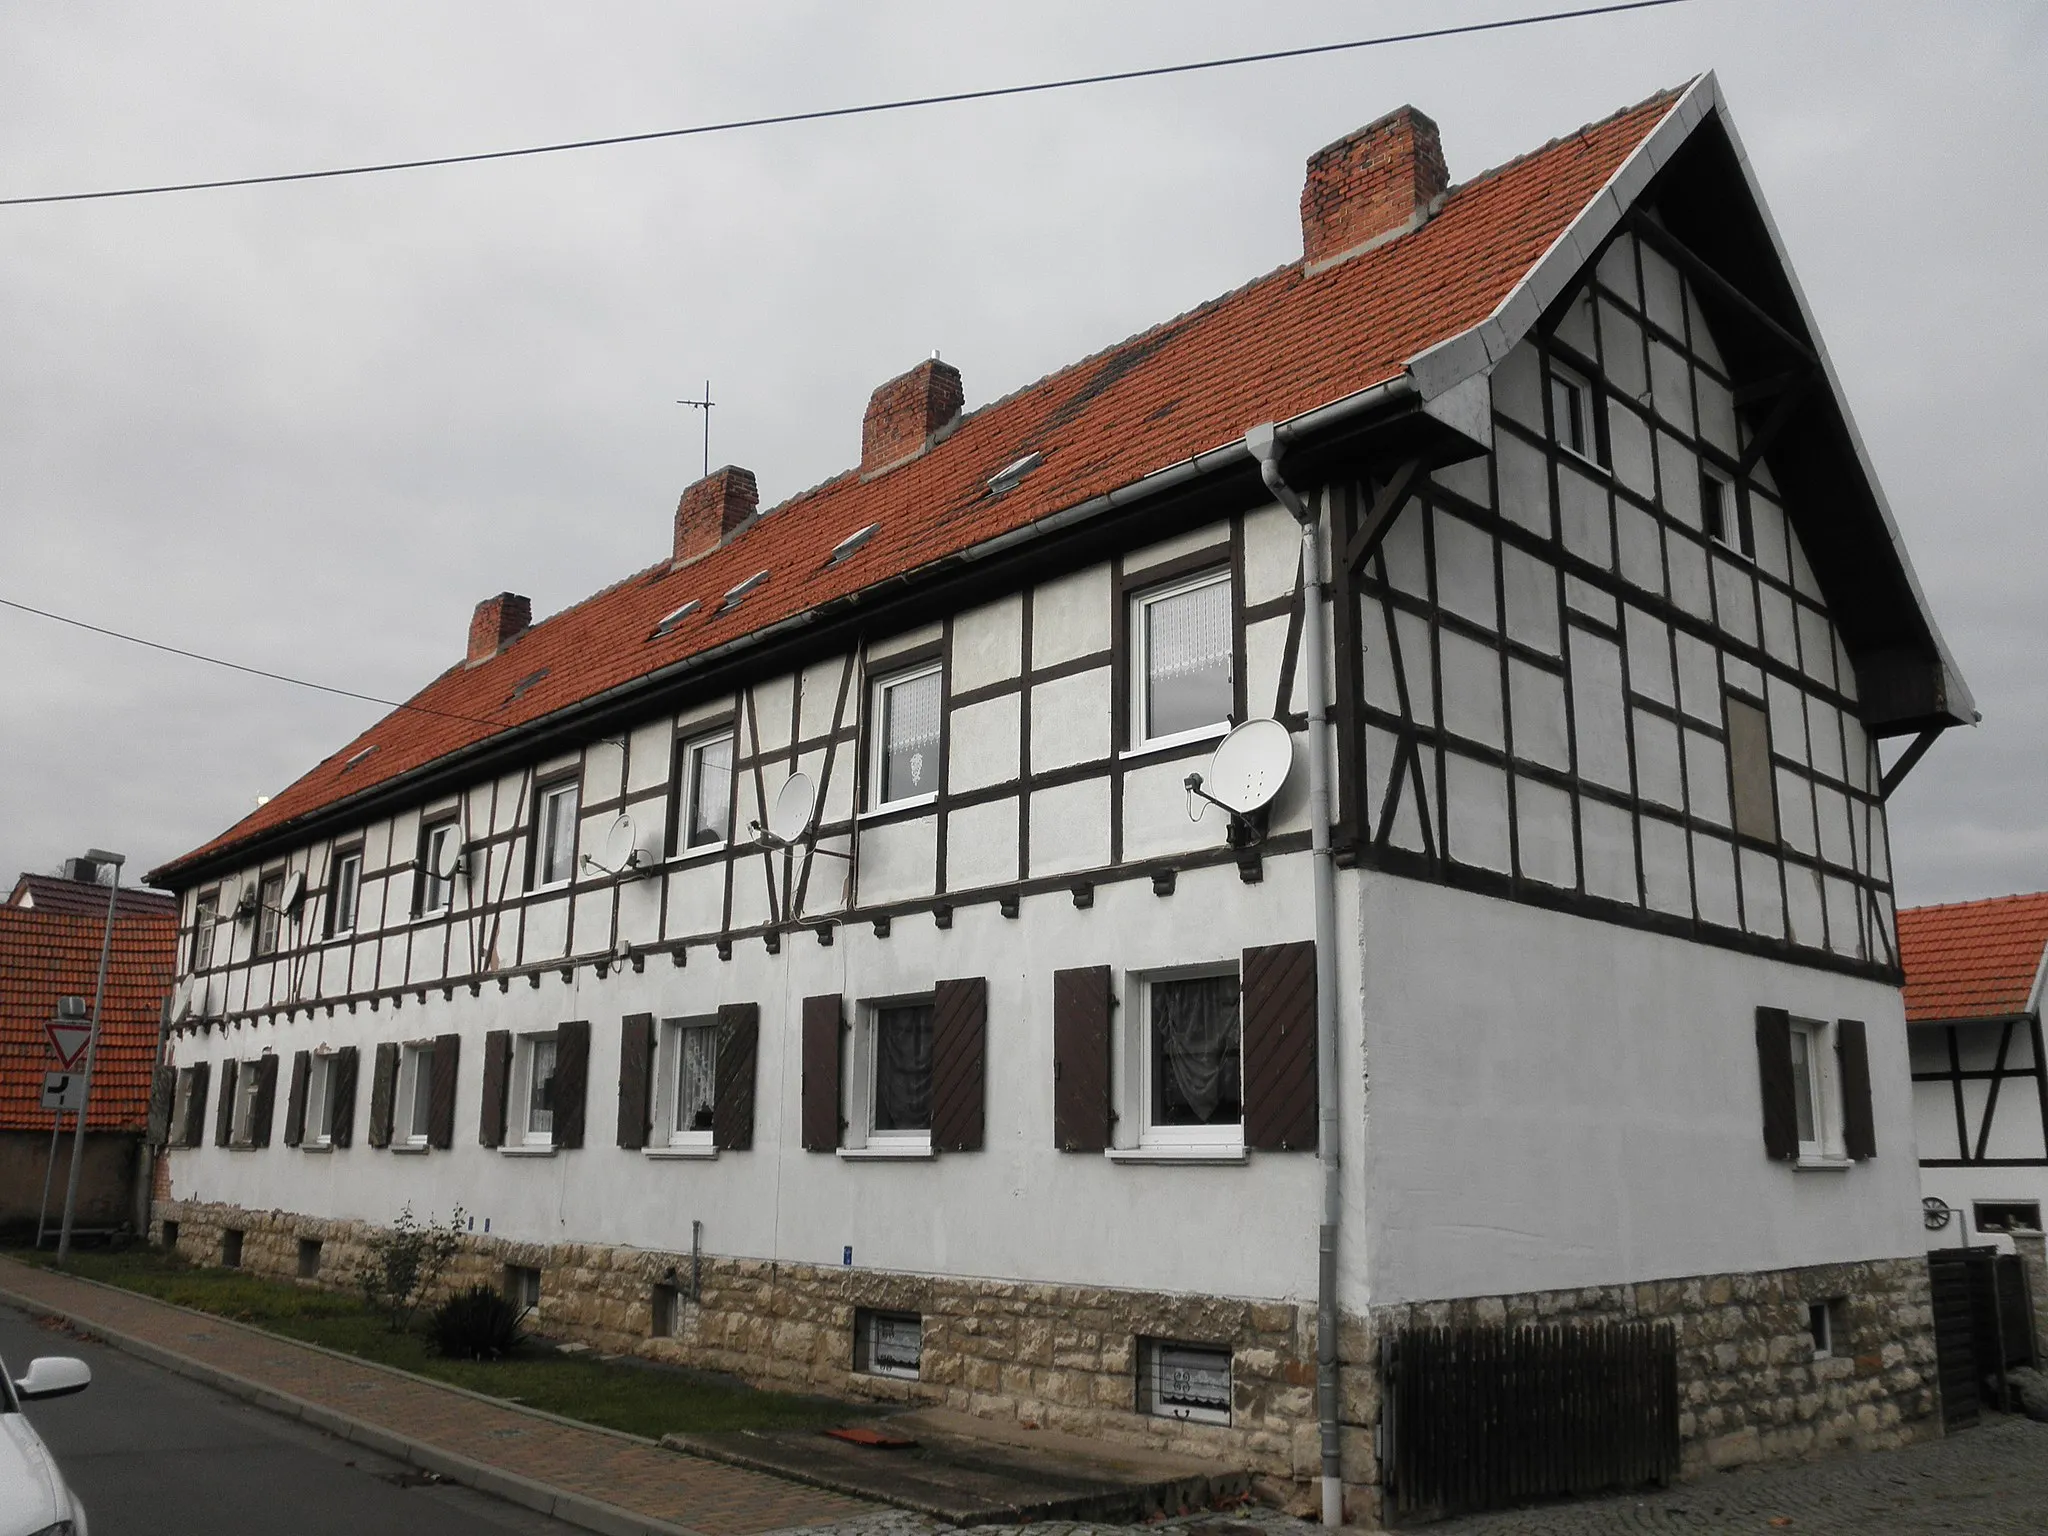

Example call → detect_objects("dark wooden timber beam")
1342 457 1424 573
1737 374 1817 478
1880 725 1944 801
1628 213 1819 369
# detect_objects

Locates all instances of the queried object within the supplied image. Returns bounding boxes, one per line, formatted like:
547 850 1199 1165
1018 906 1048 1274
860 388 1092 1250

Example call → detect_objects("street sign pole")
34 1108 65 1249
57 851 124 1264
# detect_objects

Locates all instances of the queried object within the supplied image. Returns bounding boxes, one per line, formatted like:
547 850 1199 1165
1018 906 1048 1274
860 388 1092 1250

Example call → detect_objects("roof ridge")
1442 80 1691 202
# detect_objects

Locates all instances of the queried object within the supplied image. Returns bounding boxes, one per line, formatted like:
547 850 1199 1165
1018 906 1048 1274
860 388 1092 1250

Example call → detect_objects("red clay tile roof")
8 873 178 920
153 87 1684 884
0 906 176 1131
1898 892 2048 1025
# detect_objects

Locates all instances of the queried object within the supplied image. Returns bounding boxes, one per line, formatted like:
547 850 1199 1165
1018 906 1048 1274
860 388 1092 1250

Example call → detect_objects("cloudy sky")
1 1 2040 905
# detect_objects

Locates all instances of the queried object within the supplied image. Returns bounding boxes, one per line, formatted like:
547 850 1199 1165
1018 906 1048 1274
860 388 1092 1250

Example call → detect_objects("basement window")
826 523 880 567
505 1265 541 1313
1807 1298 1846 1358
1975 1201 2043 1234
221 1229 245 1269
652 1283 679 1338
1139 1338 1232 1425
651 600 700 639
297 1238 322 1279
855 1309 923 1380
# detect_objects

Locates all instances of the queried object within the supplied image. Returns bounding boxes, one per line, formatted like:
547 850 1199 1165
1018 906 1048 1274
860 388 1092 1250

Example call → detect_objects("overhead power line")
2 0 1691 208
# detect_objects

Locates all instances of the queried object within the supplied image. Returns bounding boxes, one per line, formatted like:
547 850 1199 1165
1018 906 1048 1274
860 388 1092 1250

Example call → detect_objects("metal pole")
57 853 124 1264
35 1108 65 1248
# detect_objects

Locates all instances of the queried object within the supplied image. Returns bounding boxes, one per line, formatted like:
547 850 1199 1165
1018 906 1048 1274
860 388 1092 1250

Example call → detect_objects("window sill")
391 1143 430 1156
1107 1145 1248 1166
299 1143 333 1155
860 794 938 823
528 879 573 897
500 1144 558 1158
1120 723 1231 765
1557 445 1612 479
645 1144 719 1161
838 1144 937 1161
1793 1154 1853 1172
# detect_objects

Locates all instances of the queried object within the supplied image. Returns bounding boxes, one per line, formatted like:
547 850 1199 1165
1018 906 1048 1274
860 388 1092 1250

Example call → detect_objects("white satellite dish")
281 870 306 914
171 976 195 1023
581 812 654 878
1203 718 1293 814
766 773 818 846
430 832 466 883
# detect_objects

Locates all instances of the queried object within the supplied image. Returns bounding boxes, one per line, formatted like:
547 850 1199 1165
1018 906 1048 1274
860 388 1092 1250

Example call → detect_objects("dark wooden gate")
1928 1246 2038 1426
1381 1322 1678 1523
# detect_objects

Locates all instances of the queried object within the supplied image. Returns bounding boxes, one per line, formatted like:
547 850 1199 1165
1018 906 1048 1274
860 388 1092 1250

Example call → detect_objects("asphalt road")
0 1302 581 1536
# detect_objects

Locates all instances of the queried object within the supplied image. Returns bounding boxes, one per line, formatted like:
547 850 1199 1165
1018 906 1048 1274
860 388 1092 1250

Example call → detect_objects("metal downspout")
1245 424 1344 1526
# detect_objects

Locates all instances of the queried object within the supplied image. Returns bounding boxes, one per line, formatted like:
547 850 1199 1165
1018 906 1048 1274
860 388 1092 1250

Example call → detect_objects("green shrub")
355 1204 465 1332
431 1282 525 1360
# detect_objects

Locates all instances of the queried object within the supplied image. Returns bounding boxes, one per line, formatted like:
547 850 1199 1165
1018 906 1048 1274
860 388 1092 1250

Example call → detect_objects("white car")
0 1353 90 1536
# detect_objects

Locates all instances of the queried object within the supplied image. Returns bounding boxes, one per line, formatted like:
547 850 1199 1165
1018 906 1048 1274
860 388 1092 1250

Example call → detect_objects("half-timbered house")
146 76 1971 1514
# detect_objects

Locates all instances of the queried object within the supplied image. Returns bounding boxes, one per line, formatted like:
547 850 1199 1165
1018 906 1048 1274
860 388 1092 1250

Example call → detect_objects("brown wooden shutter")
214 1059 239 1147
148 1066 177 1147
367 1042 398 1148
250 1055 279 1148
932 977 988 1153
329 1047 358 1148
428 1033 461 1149
1243 941 1318 1151
713 1002 760 1150
617 1013 655 1149
181 1061 210 1148
1755 1006 1797 1160
801 994 843 1152
553 1020 591 1149
1837 1017 1876 1160
1052 966 1113 1152
283 1051 311 1147
479 1030 511 1148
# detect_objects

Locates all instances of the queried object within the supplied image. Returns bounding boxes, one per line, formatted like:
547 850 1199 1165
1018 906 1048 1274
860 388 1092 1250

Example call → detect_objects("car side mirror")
14 1357 90 1402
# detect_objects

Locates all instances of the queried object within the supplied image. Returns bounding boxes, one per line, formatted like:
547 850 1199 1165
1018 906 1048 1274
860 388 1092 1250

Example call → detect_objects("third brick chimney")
1300 106 1447 271
861 358 964 475
673 464 760 565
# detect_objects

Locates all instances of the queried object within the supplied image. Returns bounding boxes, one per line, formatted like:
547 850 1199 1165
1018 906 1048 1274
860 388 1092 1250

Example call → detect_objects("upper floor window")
419 819 459 913
1130 570 1233 750
326 849 362 938
535 779 580 887
254 872 286 957
677 732 734 852
869 665 942 809
1549 363 1607 468
189 889 218 972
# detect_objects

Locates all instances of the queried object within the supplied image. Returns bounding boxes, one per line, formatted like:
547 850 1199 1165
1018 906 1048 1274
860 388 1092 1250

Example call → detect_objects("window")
419 820 459 913
869 1000 934 1146
1138 971 1242 1150
189 890 218 972
514 1033 560 1147
1700 469 1753 558
232 1059 265 1143
160 1220 179 1252
1726 695 1778 843
297 1238 323 1280
327 849 361 938
171 1068 196 1143
651 1283 679 1337
1975 1201 2043 1235
505 1265 541 1313
660 1019 719 1147
855 1309 923 1380
1807 1298 1846 1358
1549 364 1605 466
535 780 580 886
1139 1339 1232 1425
306 1053 339 1148
221 1229 244 1268
1130 570 1233 750
396 1043 436 1148
869 665 942 808
677 732 734 852
254 871 286 957
1789 1019 1830 1160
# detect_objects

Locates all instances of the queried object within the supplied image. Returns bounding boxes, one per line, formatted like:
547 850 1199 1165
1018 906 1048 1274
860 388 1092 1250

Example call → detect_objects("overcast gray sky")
1 1 2040 906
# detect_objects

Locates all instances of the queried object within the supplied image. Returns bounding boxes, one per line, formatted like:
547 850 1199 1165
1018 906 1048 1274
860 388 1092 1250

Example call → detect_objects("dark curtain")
1152 976 1241 1125
874 1004 933 1130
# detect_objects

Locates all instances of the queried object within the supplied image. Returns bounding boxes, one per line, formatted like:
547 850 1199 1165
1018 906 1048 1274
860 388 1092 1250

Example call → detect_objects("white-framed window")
1126 967 1243 1152
1549 362 1606 467
868 664 942 809
855 1309 923 1380
535 780 580 887
1139 1338 1232 1426
1698 468 1753 556
328 850 361 937
678 732 735 852
1788 1017 1833 1161
512 1032 560 1148
420 820 459 913
254 871 286 957
1807 1298 1845 1359
189 890 218 972
170 1068 197 1142
845 996 935 1153
231 1058 265 1144
306 1052 338 1148
658 1017 719 1148
1129 570 1233 752
396 1042 436 1148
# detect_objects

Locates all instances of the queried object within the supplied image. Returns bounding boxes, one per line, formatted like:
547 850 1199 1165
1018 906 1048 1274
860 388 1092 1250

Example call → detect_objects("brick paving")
0 1257 873 1536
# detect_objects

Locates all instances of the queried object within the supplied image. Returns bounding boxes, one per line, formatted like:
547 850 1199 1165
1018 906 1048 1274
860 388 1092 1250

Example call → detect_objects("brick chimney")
672 465 760 564
861 358 963 475
1300 106 1447 271
468 592 530 664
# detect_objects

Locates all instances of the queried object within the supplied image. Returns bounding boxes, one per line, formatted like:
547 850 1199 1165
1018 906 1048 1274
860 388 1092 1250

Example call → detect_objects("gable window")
1699 469 1753 557
677 732 734 852
1130 570 1233 750
535 779 580 887
660 1017 719 1148
1725 694 1778 843
396 1042 435 1149
327 849 362 938
254 872 286 957
514 1032 560 1147
1137 969 1242 1151
1549 363 1606 467
419 819 459 913
869 665 942 808
189 890 218 972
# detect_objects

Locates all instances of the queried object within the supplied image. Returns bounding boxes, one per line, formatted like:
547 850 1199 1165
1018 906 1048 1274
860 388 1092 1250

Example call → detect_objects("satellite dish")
430 833 465 883
171 977 195 1023
765 773 818 846
580 813 651 878
232 882 259 922
281 870 306 913
1203 719 1293 814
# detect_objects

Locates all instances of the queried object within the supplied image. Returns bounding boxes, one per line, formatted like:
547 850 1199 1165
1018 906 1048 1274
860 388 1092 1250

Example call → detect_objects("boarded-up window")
367 1042 399 1149
553 1020 591 1149
1243 941 1317 1151
1754 1007 1797 1160
713 1002 760 1150
801 995 843 1152
284 1051 312 1148
479 1030 511 1148
1052 966 1113 1152
428 1033 461 1149
1837 1017 1875 1160
617 1013 655 1150
931 977 987 1153
1726 695 1777 843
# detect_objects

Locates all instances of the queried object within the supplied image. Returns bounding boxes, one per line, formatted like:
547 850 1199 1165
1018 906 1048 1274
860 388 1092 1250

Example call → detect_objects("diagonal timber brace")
1342 457 1424 573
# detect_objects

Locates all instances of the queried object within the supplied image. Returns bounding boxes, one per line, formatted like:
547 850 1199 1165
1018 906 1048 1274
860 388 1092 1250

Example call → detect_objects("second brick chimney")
1300 106 1447 271
468 592 531 665
673 465 760 565
861 358 964 475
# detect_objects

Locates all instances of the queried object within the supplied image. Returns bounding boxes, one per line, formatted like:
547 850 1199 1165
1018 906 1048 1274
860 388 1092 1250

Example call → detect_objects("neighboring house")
146 76 1972 1514
0 866 176 1234
1902 892 2048 1242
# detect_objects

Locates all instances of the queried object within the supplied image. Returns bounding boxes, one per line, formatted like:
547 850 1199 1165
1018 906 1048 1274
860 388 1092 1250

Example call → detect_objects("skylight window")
826 523 879 567
719 571 769 612
986 452 1042 495
651 600 700 639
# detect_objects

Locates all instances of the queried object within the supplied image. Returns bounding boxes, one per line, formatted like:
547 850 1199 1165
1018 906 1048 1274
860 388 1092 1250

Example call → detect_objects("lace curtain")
1144 580 1231 739
675 1026 718 1133
881 671 942 801
1150 975 1241 1125
689 736 733 847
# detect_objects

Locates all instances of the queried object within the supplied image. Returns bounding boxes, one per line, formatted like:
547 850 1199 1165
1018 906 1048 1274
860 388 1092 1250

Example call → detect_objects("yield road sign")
41 1072 85 1112
45 1019 92 1069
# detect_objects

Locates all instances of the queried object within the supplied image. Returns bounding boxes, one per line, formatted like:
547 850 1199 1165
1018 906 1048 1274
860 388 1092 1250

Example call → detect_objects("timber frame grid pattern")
1335 228 1897 979
1910 1016 2048 1168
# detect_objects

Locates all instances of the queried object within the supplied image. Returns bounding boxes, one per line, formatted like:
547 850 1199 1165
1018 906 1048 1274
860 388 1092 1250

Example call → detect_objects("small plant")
355 1204 465 1332
431 1283 526 1360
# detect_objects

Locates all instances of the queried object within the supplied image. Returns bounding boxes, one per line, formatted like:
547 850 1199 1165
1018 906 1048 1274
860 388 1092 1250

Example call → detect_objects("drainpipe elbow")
1244 423 1313 525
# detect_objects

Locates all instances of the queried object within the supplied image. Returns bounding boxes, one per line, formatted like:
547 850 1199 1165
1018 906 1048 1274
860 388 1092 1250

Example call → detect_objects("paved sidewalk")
0 1257 874 1536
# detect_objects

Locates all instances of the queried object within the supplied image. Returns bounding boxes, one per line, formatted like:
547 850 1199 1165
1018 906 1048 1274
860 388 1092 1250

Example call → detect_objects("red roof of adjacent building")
0 905 176 1132
152 86 1686 885
8 873 178 921
1898 891 2048 1024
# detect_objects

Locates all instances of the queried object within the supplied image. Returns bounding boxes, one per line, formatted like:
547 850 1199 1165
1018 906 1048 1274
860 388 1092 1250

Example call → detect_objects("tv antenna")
677 380 715 481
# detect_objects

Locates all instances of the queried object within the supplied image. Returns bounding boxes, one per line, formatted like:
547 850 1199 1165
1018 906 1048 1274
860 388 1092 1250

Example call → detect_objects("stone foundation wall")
153 1200 1939 1519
